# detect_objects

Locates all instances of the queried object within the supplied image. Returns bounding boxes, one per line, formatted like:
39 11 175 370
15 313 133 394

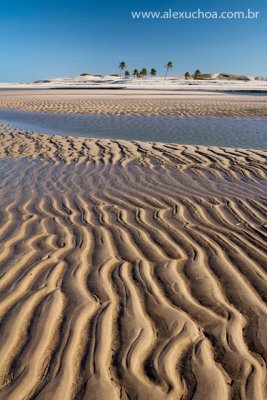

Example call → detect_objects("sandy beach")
0 95 266 400
0 90 267 117
1 0 267 394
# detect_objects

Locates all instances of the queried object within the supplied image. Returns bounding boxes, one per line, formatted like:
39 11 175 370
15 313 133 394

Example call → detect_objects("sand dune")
0 90 267 117
0 125 266 399
1 74 267 91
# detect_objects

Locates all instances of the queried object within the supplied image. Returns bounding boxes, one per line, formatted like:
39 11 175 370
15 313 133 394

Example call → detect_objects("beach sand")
0 121 266 399
0 89 267 117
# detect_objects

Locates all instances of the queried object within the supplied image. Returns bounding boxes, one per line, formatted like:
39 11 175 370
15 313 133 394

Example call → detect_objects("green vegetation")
193 69 201 79
133 69 139 79
184 72 191 80
140 68 148 78
164 61 173 79
150 68 157 77
124 70 130 78
119 61 126 77
34 80 51 83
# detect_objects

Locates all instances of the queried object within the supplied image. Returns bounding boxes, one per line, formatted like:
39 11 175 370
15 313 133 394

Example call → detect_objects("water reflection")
0 109 266 149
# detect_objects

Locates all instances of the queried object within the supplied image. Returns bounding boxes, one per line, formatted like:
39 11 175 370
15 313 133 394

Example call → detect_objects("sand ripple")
0 91 267 117
0 126 266 399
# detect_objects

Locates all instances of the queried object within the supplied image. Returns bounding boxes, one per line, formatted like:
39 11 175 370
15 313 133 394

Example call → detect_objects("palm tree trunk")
164 68 168 79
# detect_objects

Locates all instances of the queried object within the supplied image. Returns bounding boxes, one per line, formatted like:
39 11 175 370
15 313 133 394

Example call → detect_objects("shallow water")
0 109 266 149
225 91 267 97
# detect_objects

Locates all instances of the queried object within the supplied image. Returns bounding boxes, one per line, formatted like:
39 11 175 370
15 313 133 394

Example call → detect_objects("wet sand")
0 89 267 117
0 123 266 399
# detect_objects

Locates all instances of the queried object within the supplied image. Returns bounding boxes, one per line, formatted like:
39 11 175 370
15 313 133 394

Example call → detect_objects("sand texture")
0 90 267 117
0 124 266 399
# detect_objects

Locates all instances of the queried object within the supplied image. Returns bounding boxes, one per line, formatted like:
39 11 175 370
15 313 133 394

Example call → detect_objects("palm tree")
150 68 157 77
194 69 201 79
133 69 139 79
140 68 147 78
119 61 126 78
184 72 191 80
164 61 173 79
124 70 130 78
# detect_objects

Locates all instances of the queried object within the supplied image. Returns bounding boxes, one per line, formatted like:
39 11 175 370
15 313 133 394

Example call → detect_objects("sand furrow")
0 127 266 399
0 92 267 117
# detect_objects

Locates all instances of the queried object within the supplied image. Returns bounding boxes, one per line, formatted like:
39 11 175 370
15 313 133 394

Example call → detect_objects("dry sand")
0 122 266 399
0 90 267 117
1 74 267 91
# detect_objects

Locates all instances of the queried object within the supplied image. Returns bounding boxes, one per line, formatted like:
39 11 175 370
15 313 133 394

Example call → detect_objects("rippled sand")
0 90 267 116
0 124 266 399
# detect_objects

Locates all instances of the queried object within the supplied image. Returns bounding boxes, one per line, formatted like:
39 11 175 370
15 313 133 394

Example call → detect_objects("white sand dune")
0 125 266 399
1 74 267 91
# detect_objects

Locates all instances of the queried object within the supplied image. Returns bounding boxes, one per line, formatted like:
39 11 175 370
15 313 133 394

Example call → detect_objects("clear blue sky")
0 0 266 82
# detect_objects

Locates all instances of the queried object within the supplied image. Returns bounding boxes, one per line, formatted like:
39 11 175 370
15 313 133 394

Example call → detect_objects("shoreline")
1 87 267 93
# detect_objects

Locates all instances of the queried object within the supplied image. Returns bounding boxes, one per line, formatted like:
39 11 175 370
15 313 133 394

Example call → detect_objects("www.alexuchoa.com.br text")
131 8 260 20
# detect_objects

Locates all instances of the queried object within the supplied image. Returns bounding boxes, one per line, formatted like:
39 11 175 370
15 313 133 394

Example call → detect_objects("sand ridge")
0 90 267 117
0 125 266 399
